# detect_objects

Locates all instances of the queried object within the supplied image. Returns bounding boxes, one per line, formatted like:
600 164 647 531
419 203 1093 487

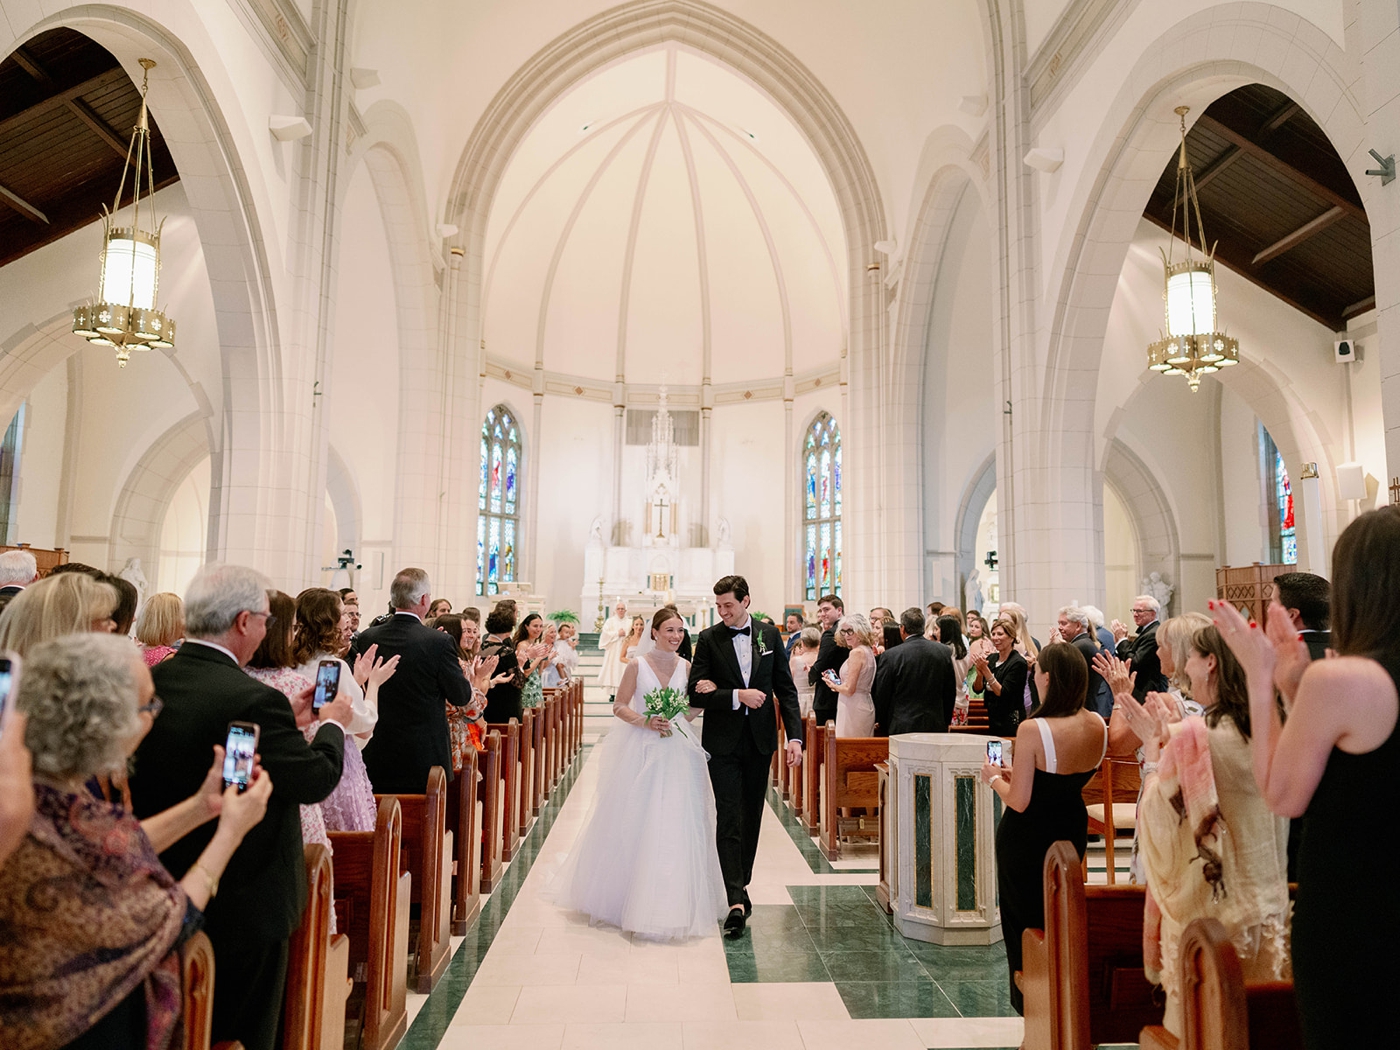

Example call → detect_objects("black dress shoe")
723 907 747 936
742 891 752 917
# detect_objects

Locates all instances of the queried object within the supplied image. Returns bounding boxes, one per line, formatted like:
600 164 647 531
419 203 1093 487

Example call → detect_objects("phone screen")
0 657 13 739
223 723 259 791
986 739 1003 766
312 659 341 712
825 670 842 687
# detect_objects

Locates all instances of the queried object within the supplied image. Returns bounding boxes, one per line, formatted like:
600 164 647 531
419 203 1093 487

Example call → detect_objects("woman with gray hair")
822 614 877 736
0 632 272 1050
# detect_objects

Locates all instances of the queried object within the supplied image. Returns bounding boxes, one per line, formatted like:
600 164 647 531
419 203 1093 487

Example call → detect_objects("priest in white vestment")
597 600 631 699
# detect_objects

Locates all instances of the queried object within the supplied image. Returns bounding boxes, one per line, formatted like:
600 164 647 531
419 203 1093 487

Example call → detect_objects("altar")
578 387 732 629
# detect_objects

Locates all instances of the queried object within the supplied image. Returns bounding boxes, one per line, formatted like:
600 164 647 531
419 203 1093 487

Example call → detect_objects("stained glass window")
479 405 523 594
803 412 842 600
1259 424 1297 566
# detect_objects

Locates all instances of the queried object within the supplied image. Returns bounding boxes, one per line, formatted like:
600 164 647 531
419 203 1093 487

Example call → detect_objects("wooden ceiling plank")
0 66 127 139
1193 99 1297 193
1195 112 1365 222
0 182 49 223
64 97 130 160
10 46 55 86
1192 145 1241 191
1251 205 1346 265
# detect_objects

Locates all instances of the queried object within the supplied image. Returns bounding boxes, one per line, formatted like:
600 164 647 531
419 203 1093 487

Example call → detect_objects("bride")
554 607 729 940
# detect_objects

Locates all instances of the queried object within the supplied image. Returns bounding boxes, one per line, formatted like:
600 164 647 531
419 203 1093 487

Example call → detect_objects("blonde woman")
0 573 119 656
822 614 877 736
135 592 185 666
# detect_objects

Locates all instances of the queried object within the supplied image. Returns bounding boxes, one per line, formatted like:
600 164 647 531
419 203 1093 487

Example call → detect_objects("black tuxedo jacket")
809 626 842 722
688 620 803 756
1070 632 1111 717
1117 620 1167 699
1300 629 1332 662
872 636 956 735
130 642 346 943
353 612 472 794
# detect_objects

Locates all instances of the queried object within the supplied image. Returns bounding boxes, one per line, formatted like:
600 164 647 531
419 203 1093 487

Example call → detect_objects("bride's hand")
645 715 671 736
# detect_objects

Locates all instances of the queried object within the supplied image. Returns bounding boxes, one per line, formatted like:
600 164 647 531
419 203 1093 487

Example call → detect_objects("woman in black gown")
980 642 1107 1014
480 603 524 724
972 619 1028 736
1214 506 1400 1049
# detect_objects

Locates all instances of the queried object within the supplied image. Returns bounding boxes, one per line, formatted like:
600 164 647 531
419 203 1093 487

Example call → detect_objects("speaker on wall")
1335 339 1356 364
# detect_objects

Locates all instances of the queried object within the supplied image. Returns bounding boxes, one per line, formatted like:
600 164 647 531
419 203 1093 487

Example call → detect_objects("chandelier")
72 59 175 366
1147 106 1237 391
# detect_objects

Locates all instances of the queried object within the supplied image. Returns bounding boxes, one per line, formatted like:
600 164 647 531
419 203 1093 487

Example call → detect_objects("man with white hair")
1080 604 1116 652
1057 605 1110 717
129 563 353 1050
1111 594 1167 700
0 549 38 613
351 567 474 794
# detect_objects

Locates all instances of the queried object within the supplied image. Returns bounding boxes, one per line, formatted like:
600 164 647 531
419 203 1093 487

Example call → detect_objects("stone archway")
108 411 211 585
1101 438 1180 616
443 0 886 603
952 452 997 606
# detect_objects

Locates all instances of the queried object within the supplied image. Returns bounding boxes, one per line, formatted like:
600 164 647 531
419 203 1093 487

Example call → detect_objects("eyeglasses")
138 695 164 717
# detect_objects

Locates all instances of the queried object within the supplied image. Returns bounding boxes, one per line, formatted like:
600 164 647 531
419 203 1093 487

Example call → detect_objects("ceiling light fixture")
1147 106 1238 392
72 59 175 367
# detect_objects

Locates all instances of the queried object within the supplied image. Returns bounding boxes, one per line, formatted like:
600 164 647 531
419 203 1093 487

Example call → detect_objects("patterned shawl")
0 783 187 1050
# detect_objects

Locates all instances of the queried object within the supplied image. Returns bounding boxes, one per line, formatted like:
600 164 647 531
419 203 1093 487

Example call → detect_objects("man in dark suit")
1112 595 1168 699
130 564 351 1050
872 607 956 734
689 574 803 936
808 593 845 725
783 612 804 658
1273 571 1331 660
352 567 474 794
1056 605 1109 717
0 548 37 613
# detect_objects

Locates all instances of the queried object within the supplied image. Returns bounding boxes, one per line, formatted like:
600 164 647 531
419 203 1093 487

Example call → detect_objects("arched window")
478 405 522 594
802 411 842 600
1259 424 1296 565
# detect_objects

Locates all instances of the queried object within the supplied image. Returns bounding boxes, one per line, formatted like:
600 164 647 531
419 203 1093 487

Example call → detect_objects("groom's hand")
785 740 803 767
736 689 765 709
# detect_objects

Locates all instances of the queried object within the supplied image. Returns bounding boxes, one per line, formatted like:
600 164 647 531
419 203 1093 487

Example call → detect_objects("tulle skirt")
553 719 729 941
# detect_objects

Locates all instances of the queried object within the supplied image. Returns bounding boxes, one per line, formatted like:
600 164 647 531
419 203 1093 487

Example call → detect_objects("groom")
689 574 804 935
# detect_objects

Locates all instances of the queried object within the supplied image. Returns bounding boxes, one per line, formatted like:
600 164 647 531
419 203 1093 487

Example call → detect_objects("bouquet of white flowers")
643 685 691 739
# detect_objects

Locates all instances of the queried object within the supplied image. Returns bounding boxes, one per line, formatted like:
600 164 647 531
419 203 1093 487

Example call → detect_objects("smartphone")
312 659 341 713
824 670 842 687
986 739 1003 766
0 653 17 741
222 721 260 792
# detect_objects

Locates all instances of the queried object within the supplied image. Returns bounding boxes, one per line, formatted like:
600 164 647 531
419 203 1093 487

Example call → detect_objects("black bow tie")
729 625 751 636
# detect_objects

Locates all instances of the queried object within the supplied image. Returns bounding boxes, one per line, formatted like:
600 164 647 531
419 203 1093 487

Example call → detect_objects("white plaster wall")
1220 384 1267 566
10 367 66 548
711 399 786 614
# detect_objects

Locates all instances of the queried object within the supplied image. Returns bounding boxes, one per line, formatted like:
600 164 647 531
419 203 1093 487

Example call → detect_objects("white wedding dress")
553 653 729 940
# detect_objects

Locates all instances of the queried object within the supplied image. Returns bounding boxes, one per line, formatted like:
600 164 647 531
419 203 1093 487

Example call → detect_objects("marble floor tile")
474 952 582 986
731 981 850 1021
677 948 735 984
580 950 681 984
907 1016 1025 1047
451 984 522 1026
535 925 632 957
491 926 547 955
834 979 960 1019
560 1021 684 1050
624 982 737 1022
818 949 924 983
724 949 832 984
436 1024 565 1050
795 1018 928 1050
511 984 627 1025
681 1020 806 1050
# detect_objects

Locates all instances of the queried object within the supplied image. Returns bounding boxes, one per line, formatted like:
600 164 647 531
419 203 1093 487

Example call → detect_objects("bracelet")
1142 761 1159 776
192 861 220 899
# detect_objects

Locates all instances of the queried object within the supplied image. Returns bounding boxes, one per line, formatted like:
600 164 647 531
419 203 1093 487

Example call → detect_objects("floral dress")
521 646 544 709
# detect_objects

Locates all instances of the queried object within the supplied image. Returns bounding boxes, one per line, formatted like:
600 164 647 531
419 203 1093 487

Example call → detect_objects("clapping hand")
352 644 380 688
366 652 400 689
1110 619 1129 643
1092 651 1135 701
1211 598 1307 706
1115 690 1170 758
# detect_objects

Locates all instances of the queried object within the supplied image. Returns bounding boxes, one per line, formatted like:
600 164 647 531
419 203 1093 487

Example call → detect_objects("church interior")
1 0 1397 1047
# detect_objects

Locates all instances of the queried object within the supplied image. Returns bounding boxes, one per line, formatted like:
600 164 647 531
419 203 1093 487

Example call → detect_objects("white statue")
587 516 605 548
964 567 983 613
716 517 732 549
1143 571 1174 613
118 557 149 610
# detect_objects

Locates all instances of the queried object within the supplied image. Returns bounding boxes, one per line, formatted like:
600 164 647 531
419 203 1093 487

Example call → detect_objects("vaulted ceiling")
0 28 179 269
1143 83 1373 333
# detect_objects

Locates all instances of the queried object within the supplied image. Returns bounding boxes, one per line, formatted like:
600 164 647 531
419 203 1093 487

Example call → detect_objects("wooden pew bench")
802 715 827 833
282 843 349 1050
486 720 522 860
1018 840 1161 1050
327 797 410 1050
819 734 888 861
376 766 453 993
444 746 482 934
180 931 243 1050
480 729 506 891
1138 917 1301 1050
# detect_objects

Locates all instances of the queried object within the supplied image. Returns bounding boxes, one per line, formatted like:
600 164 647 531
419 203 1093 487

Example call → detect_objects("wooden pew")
788 721 805 814
180 931 243 1050
283 844 350 1050
950 697 992 733
820 733 888 860
802 715 826 833
487 720 522 860
444 745 483 934
1019 840 1161 1050
1083 757 1141 884
479 729 505 891
517 708 537 827
1138 917 1301 1050
327 797 410 1050
529 701 546 814
376 766 453 994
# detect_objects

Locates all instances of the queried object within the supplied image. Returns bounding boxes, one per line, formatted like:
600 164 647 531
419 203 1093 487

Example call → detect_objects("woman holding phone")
824 614 877 737
979 642 1106 1015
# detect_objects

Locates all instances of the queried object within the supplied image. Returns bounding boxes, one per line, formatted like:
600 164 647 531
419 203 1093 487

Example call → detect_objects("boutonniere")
755 633 771 658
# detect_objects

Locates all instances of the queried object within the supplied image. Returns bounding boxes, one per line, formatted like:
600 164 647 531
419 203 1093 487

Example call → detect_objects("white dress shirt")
731 615 753 710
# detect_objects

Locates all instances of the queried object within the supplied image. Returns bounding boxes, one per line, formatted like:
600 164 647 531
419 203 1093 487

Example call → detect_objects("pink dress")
140 644 177 667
